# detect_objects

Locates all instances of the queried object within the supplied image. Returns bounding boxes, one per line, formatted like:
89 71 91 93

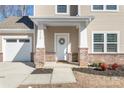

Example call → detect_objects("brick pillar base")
0 53 3 62
31 52 34 62
79 48 88 66
34 48 45 68
67 53 72 62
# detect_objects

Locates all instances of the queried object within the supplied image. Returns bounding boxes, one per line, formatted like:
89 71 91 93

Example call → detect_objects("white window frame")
33 5 36 16
91 5 119 12
92 31 120 54
55 5 69 15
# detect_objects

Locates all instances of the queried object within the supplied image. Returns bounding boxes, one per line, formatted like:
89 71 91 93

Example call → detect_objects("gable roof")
0 16 34 29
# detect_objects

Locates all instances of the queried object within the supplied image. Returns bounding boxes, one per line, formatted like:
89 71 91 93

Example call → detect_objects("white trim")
55 5 70 15
0 29 33 31
78 5 81 16
92 31 120 54
91 5 119 12
31 16 94 23
33 5 36 16
79 24 88 48
36 28 45 48
0 29 34 34
54 33 70 61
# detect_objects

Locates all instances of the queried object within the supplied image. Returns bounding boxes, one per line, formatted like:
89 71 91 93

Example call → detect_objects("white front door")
55 33 69 61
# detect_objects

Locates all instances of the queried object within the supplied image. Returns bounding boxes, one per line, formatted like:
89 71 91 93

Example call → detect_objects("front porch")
31 16 94 68
45 26 79 63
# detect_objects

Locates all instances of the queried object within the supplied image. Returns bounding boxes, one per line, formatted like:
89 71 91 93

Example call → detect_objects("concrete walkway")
21 62 77 85
0 62 35 88
0 62 77 87
51 67 76 84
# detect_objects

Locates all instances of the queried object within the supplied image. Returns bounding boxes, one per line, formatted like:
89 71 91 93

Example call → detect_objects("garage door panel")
4 37 32 62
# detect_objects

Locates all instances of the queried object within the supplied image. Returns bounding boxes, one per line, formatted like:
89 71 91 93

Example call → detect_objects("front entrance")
55 33 69 61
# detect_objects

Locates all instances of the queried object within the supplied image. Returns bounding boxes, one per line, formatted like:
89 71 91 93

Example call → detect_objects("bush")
111 63 119 70
90 63 99 67
100 63 108 71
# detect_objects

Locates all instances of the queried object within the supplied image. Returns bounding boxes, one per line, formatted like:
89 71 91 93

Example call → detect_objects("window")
93 33 118 53
93 34 104 52
93 5 104 10
19 39 30 43
107 34 117 52
92 5 118 11
106 5 117 10
6 39 17 42
56 5 69 14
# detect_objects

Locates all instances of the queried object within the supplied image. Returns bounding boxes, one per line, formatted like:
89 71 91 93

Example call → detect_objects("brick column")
34 48 45 68
0 53 3 62
34 25 45 68
79 23 88 66
79 48 88 66
67 53 72 62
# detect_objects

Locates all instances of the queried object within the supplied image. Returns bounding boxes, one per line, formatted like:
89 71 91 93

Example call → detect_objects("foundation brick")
46 52 56 62
31 52 34 62
67 53 72 62
34 48 45 68
88 54 124 65
79 48 88 66
79 48 124 66
0 53 3 62
72 53 78 62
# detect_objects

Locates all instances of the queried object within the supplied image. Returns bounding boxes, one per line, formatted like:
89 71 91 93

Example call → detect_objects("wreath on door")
59 38 65 45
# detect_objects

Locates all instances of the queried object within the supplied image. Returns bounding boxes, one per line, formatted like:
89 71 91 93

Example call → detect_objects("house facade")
0 5 124 68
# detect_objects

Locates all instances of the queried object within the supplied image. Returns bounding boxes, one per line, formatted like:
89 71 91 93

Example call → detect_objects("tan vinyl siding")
35 5 124 53
35 5 55 16
80 5 124 16
35 5 70 16
44 26 78 53
0 36 2 52
78 5 124 53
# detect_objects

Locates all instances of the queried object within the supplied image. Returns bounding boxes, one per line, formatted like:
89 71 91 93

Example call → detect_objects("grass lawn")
18 66 124 88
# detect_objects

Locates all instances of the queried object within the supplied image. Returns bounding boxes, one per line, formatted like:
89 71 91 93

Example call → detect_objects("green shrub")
90 62 103 68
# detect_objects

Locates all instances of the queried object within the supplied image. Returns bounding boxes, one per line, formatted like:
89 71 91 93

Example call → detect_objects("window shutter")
70 5 78 16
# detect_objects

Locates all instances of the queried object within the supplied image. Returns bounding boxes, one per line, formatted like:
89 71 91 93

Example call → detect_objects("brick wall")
79 48 124 66
88 54 124 65
45 52 56 62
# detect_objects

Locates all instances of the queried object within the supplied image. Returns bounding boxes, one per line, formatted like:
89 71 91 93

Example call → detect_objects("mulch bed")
31 68 53 74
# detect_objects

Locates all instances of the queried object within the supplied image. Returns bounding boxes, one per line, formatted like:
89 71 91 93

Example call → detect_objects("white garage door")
3 37 32 62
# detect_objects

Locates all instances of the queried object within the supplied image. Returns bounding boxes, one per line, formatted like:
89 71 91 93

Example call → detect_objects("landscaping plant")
111 63 119 70
100 63 108 71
